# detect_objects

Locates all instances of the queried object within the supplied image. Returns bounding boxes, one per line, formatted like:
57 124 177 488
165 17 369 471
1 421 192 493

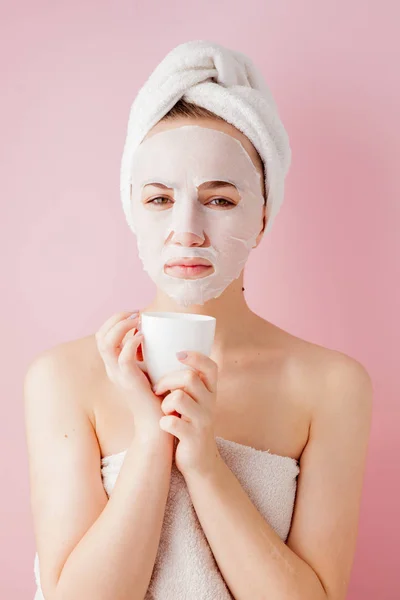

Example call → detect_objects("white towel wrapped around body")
34 436 300 600
120 39 292 236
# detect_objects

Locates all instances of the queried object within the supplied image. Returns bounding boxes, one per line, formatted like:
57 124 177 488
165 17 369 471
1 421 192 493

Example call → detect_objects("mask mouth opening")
163 263 215 279
164 257 213 268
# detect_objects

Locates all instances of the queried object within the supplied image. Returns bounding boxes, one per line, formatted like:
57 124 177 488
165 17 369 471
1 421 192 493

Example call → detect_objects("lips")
165 258 212 268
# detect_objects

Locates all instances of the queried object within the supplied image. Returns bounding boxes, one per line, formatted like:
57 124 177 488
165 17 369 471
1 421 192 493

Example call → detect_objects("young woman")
25 43 373 600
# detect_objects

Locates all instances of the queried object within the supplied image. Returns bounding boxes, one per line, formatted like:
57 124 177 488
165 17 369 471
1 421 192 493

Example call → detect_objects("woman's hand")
153 351 221 479
95 311 164 433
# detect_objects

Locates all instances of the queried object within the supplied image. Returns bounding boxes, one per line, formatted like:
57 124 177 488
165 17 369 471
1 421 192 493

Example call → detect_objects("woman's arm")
24 347 173 600
182 355 373 600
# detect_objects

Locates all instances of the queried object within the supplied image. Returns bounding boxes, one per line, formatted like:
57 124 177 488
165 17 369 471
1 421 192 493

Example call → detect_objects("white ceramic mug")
140 311 216 386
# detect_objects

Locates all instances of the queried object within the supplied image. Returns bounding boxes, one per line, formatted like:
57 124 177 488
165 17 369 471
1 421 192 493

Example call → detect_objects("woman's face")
129 119 266 307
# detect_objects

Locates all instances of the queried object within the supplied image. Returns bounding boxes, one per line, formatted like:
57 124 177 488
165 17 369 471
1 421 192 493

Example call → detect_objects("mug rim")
141 311 215 322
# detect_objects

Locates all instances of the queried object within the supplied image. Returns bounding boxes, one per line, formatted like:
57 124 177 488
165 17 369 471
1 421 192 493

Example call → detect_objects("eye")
207 197 235 208
145 196 172 206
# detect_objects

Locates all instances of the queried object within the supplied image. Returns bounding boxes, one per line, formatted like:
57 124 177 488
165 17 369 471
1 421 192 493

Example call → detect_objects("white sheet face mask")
129 125 265 307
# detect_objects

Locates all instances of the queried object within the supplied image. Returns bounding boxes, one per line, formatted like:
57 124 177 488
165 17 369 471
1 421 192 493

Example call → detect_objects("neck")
141 272 255 354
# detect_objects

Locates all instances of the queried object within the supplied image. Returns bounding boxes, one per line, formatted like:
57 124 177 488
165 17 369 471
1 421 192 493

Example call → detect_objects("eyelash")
146 197 235 208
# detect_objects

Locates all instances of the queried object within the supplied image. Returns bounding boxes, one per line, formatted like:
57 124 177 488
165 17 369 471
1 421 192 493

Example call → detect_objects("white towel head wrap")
120 39 291 236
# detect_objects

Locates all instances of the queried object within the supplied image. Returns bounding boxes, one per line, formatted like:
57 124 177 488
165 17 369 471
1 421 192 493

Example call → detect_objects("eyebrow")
199 181 237 190
143 180 237 190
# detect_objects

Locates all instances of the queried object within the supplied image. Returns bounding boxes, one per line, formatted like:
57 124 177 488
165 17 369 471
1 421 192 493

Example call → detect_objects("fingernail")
176 351 188 360
128 312 139 319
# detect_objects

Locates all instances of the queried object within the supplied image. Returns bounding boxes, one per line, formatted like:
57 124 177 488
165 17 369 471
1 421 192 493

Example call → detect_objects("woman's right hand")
95 310 164 434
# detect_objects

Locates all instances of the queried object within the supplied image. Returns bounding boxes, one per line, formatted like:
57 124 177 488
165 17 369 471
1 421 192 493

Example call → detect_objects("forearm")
185 456 327 600
54 430 174 600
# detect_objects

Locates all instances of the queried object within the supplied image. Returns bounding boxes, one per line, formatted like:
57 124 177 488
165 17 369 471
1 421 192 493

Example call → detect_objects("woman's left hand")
153 351 221 479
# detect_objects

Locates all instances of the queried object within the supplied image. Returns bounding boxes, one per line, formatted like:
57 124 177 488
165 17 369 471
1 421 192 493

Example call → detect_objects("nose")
169 231 206 247
166 192 207 243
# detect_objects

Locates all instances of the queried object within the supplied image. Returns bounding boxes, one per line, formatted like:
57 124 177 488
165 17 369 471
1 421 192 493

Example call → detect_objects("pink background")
2 2 399 598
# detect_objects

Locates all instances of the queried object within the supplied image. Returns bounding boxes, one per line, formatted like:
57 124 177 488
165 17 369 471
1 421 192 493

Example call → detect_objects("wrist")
133 422 174 449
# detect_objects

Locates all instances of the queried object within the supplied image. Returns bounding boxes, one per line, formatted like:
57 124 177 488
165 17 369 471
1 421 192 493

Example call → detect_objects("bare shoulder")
276 324 373 470
23 333 105 471
308 340 374 437
25 333 101 376
24 334 103 427
254 317 373 425
293 331 373 414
